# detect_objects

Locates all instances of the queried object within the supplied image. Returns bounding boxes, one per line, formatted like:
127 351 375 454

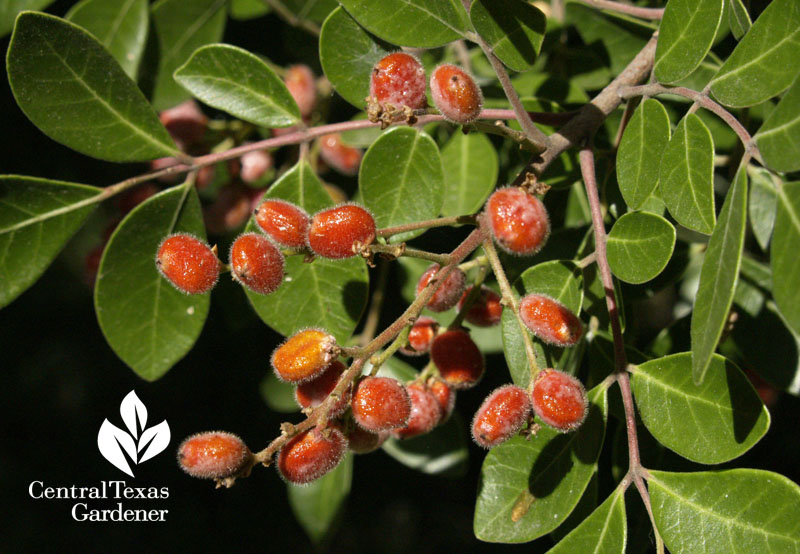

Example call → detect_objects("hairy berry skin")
255 199 310 250
159 100 207 150
519 293 583 347
531 369 588 432
295 360 349 416
429 64 483 124
239 149 273 184
178 431 252 479
319 133 362 176
393 383 441 439
416 264 467 312
229 233 284 295
458 285 503 327
277 426 347 484
346 426 388 454
284 64 316 118
156 233 220 294
400 316 440 356
430 329 484 389
370 52 427 110
351 377 411 432
429 379 456 423
486 187 550 256
471 385 531 448
307 203 376 259
271 329 338 383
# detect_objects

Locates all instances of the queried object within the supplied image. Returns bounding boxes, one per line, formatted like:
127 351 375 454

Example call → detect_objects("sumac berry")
271 329 338 383
156 233 220 294
255 199 310 250
393 383 441 439
346 426 388 454
239 148 273 184
471 385 531 448
486 187 550 256
284 64 317 118
429 64 482 124
276 426 347 484
458 285 503 327
519 293 583 347
178 431 252 479
295 360 349 416
229 233 284 295
416 264 466 312
319 133 362 176
430 329 484 389
307 203 376 259
351 376 411 432
370 52 427 110
531 369 588 432
399 316 439 356
428 379 456 423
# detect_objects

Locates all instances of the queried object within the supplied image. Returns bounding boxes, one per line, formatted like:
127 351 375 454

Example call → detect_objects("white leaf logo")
97 390 170 476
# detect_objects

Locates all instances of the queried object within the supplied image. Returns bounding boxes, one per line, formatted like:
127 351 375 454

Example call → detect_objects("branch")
377 214 477 237
261 0 321 36
577 0 664 19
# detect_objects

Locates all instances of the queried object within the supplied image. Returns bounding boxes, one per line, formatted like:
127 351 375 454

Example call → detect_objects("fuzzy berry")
486 187 550 256
319 133 362 176
416 264 467 312
428 379 456 423
351 376 411 432
284 64 317 118
255 199 310 250
156 233 220 294
229 233 284 295
239 148 273 184
271 329 338 383
531 369 588 432
307 203 376 259
178 431 252 479
458 285 503 327
471 385 531 448
400 316 440 356
277 426 347 484
346 426 388 454
295 360 349 416
393 383 441 440
159 100 207 150
370 52 427 110
430 329 484 389
429 64 482 124
519 293 583 347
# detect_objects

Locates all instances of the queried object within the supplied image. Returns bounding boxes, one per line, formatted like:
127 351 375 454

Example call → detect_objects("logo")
97 390 170 477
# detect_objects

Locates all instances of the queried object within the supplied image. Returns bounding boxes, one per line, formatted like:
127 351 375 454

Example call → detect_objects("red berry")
458 285 503 327
271 329 339 383
471 385 531 448
486 187 550 256
159 100 207 150
430 329 484 389
428 379 456 423
416 263 467 312
277 426 347 484
351 376 411 432
307 203 376 259
319 133 362 176
178 431 252 479
239 148 273 184
346 426 388 454
284 64 317 118
531 369 588 432
229 233 284 295
744 368 779 408
519 293 583 347
156 233 220 294
255 199 310 250
370 52 427 110
295 360 349 416
400 316 440 356
429 64 483 124
204 184 251 234
393 383 441 439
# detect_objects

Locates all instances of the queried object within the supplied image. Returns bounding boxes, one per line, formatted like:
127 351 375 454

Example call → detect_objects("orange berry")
393 383 441 439
486 187 550 256
471 385 531 448
271 329 339 383
178 431 252 479
295 360 349 416
531 369 588 432
156 233 220 294
229 233 284 295
254 199 310 250
319 133 362 176
351 376 411 432
399 316 440 356
307 203 376 259
284 64 317 118
416 263 467 312
370 52 427 110
430 329 484 389
429 64 482 124
346 426 388 454
458 285 503 327
159 99 207 150
519 293 583 347
428 379 456 423
277 426 347 484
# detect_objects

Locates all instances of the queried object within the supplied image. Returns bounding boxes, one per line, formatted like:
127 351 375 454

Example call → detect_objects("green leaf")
617 99 671 210
755 76 800 173
246 163 368 343
282 0 337 23
728 0 751 40
632 352 769 464
440 131 498 217
649 469 800 553
607 212 676 284
382 414 469 477
772 182 800 335
230 0 270 20
749 168 778 251
359 127 444 243
319 7 392 108
0 176 101 308
654 0 723 83
691 167 747 384
65 0 148 79
95 185 209 381
546 488 626 554
150 0 227 111
0 0 53 37
338 0 468 48
659 113 716 234
502 260 584 389
709 0 800 108
474 385 607 544
287 453 352 544
174 44 301 128
6 12 179 162
469 0 545 72
259 373 298 413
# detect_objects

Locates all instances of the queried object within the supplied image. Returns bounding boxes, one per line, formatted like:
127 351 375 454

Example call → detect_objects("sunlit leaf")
469 0 545 72
772 182 800 335
728 0 751 40
754 76 800 173
440 131 497 217
546 487 626 554
654 0 723 83
607 212 676 284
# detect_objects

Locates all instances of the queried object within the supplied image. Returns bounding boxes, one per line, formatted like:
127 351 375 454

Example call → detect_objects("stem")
448 262 489 329
368 243 451 265
358 259 390 347
369 326 411 375
261 0 321 36
577 0 665 19
377 214 477 237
